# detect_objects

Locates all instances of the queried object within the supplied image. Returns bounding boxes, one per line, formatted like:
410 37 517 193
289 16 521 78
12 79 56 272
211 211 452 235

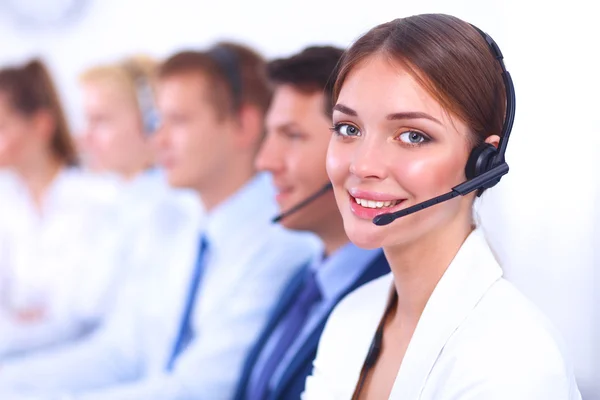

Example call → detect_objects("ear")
484 134 500 149
232 104 263 150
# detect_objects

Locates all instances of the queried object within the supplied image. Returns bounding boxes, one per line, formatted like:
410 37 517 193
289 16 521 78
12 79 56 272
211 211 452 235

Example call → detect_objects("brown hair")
158 41 272 119
267 45 345 117
0 58 78 166
334 14 506 147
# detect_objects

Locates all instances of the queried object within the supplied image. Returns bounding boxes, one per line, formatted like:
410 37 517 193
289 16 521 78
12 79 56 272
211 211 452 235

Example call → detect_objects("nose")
349 134 388 180
254 134 284 174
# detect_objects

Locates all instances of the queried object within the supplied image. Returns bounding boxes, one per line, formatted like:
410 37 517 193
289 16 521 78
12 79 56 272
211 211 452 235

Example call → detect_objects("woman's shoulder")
468 277 571 355
333 273 393 320
435 277 580 398
304 273 396 399
59 167 123 205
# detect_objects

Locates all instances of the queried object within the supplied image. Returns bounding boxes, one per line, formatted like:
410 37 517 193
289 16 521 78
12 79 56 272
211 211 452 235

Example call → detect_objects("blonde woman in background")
77 55 203 230
0 58 125 359
78 55 157 177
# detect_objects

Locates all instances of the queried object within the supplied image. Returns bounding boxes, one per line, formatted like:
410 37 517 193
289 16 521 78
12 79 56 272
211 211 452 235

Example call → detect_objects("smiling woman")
302 13 582 400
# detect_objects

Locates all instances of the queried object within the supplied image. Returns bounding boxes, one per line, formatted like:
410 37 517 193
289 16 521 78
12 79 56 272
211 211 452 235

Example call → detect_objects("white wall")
479 2 599 397
0 0 506 131
1 0 598 397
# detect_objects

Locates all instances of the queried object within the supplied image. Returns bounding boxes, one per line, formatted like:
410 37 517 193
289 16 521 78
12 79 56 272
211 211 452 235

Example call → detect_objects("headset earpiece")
122 60 159 136
465 143 500 197
465 143 497 180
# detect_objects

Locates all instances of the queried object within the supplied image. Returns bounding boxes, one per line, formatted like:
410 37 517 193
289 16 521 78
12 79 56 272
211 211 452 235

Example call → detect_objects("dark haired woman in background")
0 59 124 359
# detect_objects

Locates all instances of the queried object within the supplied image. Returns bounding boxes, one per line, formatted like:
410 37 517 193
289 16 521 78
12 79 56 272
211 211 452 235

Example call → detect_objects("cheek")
326 141 350 186
285 151 304 181
302 144 328 180
171 129 191 157
393 150 466 198
95 130 118 149
186 126 209 154
174 123 209 166
89 121 120 147
0 127 26 160
0 133 15 153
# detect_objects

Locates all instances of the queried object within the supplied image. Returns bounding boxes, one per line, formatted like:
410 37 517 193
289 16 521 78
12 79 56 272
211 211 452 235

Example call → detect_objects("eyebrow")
333 103 442 125
273 122 301 132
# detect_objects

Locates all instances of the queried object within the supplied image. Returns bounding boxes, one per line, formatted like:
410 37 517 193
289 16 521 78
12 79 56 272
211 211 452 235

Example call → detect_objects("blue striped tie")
165 235 209 371
249 268 322 399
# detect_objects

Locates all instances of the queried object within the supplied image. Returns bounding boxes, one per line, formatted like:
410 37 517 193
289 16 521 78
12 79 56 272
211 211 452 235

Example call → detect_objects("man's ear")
233 104 263 150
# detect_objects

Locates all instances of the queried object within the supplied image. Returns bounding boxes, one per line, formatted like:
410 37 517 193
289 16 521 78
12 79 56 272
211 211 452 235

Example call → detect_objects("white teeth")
354 197 400 209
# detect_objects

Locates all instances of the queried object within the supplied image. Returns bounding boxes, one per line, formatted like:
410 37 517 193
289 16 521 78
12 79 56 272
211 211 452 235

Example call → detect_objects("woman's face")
327 54 476 249
80 81 148 175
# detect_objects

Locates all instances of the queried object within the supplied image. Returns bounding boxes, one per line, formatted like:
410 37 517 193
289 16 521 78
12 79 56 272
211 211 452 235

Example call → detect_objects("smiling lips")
275 185 407 220
348 191 407 220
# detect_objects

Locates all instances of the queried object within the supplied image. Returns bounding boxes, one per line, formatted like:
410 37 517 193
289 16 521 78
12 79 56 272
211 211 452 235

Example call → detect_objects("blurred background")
0 0 598 398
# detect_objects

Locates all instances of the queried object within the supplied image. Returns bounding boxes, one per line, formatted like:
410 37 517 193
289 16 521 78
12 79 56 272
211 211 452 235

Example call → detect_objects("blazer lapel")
233 266 308 400
388 230 503 399
271 253 390 399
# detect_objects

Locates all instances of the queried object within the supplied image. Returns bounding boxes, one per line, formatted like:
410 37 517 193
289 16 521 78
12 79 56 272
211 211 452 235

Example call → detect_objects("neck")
15 152 64 210
384 217 474 324
199 162 257 212
316 212 349 257
120 165 150 181
120 144 154 181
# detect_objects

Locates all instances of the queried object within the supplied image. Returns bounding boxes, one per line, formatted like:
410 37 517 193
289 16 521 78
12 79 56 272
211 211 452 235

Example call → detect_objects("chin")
166 173 189 189
343 218 388 250
279 212 312 232
279 218 299 231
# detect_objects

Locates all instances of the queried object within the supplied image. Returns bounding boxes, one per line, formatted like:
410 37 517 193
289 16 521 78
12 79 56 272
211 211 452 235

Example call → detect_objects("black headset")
271 23 515 226
465 24 515 194
207 44 243 112
122 60 160 135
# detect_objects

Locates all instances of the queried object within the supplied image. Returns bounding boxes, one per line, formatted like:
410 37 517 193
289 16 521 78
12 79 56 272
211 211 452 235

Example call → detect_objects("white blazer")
303 229 582 400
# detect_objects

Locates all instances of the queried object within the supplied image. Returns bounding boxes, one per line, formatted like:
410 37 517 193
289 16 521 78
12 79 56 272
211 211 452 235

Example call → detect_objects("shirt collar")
203 172 278 249
310 242 383 301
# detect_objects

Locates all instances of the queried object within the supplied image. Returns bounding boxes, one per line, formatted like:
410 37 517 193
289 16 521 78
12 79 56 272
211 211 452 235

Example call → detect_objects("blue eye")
332 123 361 137
398 130 429 144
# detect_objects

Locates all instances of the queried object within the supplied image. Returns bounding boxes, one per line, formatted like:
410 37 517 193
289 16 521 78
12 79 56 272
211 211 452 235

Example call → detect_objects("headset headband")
469 24 516 166
207 45 243 111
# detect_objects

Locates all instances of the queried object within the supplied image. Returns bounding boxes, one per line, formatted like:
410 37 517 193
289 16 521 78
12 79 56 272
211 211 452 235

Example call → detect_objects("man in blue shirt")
233 46 390 400
0 42 319 400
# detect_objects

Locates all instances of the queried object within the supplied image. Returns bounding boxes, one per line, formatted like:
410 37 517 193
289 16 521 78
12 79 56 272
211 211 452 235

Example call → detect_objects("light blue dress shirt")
0 172 321 400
